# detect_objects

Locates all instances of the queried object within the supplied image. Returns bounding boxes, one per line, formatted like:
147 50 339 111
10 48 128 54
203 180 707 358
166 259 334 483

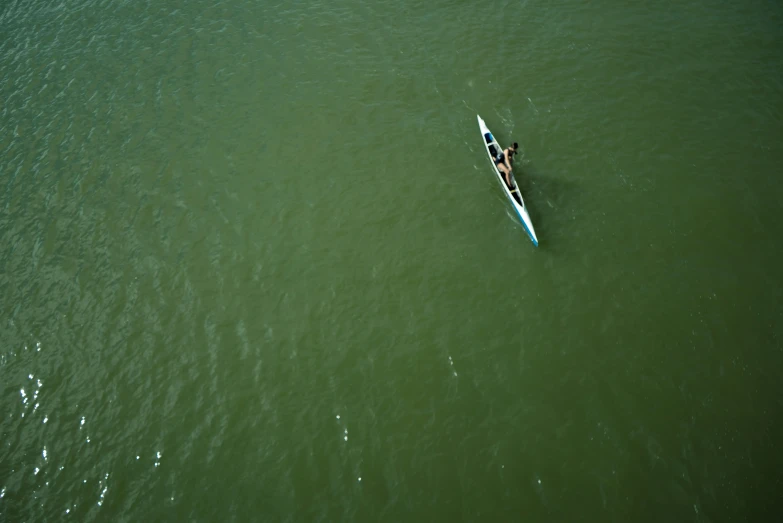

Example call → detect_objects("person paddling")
494 142 518 189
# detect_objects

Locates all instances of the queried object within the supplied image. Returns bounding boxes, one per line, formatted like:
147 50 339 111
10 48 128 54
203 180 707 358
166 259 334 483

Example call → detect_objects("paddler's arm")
503 149 516 188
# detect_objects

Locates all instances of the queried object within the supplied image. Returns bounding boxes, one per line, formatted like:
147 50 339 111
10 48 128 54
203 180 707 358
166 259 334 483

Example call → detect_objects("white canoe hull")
477 115 538 246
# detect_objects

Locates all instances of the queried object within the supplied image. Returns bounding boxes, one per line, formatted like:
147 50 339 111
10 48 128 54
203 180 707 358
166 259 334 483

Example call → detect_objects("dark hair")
512 142 519 150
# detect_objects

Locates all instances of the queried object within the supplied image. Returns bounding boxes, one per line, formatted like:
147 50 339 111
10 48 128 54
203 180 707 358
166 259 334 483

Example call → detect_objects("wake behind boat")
477 115 538 246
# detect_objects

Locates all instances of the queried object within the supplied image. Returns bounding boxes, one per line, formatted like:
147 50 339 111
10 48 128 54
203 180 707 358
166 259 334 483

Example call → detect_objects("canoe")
477 115 538 246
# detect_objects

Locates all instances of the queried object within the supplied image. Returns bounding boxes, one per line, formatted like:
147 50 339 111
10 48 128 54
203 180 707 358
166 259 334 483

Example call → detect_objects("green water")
2 0 782 521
